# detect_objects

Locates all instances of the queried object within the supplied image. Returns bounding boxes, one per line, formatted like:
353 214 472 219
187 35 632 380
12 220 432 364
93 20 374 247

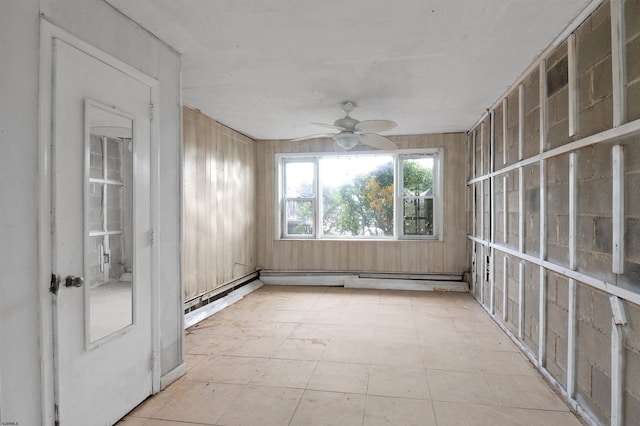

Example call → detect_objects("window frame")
396 153 442 240
276 148 443 241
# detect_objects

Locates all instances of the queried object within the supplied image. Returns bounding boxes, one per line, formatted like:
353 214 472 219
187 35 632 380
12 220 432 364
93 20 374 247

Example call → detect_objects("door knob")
65 275 84 288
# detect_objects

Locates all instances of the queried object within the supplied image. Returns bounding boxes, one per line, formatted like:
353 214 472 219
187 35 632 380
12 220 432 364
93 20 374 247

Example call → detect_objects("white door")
51 39 153 425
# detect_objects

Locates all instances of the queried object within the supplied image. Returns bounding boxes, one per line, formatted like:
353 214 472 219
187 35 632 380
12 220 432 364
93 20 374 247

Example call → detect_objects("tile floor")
118 285 583 426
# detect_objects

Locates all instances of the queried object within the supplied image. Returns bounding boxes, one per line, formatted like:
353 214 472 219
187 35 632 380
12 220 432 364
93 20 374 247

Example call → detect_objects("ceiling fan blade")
310 122 347 131
291 133 335 142
354 119 397 133
359 133 398 150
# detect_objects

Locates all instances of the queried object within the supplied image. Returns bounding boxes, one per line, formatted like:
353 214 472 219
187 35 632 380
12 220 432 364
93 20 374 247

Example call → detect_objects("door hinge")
149 228 155 246
149 103 155 121
150 353 155 371
50 274 61 295
54 403 60 425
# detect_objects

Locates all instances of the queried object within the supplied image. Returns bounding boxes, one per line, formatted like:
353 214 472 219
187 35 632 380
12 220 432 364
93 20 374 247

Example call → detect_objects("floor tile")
371 343 425 368
152 381 242 424
121 286 580 426
433 401 582 426
426 370 497 405
217 385 303 426
363 395 437 426
250 358 317 388
289 390 366 426
321 337 373 364
367 365 430 399
473 350 537 375
188 355 267 384
485 373 570 410
272 337 328 360
307 361 370 394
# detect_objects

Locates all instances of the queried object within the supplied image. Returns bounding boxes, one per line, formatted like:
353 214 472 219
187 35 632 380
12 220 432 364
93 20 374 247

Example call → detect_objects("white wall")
0 0 182 424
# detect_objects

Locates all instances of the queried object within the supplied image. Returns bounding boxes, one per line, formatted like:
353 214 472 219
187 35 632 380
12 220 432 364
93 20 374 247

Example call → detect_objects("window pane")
89 183 104 233
90 135 104 179
285 200 314 235
285 162 314 197
403 157 433 196
320 156 393 237
403 198 434 236
106 184 124 232
106 137 123 181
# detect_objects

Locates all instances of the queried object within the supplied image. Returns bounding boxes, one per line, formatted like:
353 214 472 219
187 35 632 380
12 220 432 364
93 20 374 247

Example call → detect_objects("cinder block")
594 217 612 253
626 30 640 83
576 215 595 251
556 274 570 310
547 55 569 97
577 316 612 371
557 214 570 245
626 218 640 260
548 301 569 336
623 136 640 173
624 391 640 426
577 284 593 323
555 333 569 372
547 186 569 214
625 348 640 397
591 141 612 179
547 243 570 268
625 0 640 40
592 56 613 102
577 11 612 74
627 80 640 122
589 0 611 30
618 262 640 293
590 289 612 333
546 120 570 150
546 336 567 387
591 365 612 419
578 72 592 111
547 40 568 69
577 251 615 283
579 95 614 139
577 178 613 216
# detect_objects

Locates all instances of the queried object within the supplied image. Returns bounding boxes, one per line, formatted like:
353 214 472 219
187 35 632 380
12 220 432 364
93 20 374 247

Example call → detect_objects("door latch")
65 275 84 288
50 274 61 294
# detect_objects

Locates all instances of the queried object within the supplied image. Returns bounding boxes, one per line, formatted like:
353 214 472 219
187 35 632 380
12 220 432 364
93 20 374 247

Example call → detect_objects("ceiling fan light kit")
296 101 398 150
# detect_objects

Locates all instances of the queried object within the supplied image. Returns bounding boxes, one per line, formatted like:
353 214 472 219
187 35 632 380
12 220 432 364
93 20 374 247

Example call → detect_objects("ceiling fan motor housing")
334 116 358 130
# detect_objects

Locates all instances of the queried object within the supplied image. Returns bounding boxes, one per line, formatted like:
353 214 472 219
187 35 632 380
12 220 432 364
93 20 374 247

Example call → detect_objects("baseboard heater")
259 271 469 292
183 272 263 329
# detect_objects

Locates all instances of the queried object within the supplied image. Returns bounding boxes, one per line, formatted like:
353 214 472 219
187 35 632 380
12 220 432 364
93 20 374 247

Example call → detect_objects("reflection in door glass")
87 104 134 343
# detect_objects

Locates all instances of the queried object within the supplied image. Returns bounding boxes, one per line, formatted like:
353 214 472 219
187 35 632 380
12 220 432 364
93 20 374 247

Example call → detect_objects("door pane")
87 105 134 343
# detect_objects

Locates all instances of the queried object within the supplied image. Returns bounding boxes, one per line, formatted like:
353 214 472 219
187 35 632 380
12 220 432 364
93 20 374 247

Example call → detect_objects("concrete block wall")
467 1 640 424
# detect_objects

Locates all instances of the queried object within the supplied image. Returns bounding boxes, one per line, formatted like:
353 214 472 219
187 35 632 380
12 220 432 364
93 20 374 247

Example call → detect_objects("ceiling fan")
294 101 397 150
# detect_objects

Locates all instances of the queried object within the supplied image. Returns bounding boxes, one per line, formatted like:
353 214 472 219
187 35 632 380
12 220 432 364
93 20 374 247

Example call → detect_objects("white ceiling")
107 0 595 140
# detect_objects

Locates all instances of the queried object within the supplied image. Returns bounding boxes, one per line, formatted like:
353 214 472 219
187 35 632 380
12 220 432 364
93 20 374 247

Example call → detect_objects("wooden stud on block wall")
518 84 524 160
610 296 628 426
612 145 625 274
568 34 578 137
518 167 524 253
610 0 626 127
503 256 508 321
502 98 508 165
567 278 577 398
539 60 548 153
503 175 508 244
569 152 577 270
518 261 525 340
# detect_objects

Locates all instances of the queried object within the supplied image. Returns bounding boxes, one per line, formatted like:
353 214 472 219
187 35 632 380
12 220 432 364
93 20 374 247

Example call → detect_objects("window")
277 149 442 240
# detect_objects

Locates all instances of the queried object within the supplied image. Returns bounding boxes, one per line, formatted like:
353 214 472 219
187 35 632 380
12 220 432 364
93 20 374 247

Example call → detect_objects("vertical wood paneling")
256 133 468 274
182 107 257 302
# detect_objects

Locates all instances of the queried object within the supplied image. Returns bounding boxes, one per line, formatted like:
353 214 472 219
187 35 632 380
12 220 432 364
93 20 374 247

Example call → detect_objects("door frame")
38 18 161 425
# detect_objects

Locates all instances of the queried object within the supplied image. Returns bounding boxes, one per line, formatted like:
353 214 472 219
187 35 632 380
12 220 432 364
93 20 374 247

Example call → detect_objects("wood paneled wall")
182 107 258 302
255 133 469 274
